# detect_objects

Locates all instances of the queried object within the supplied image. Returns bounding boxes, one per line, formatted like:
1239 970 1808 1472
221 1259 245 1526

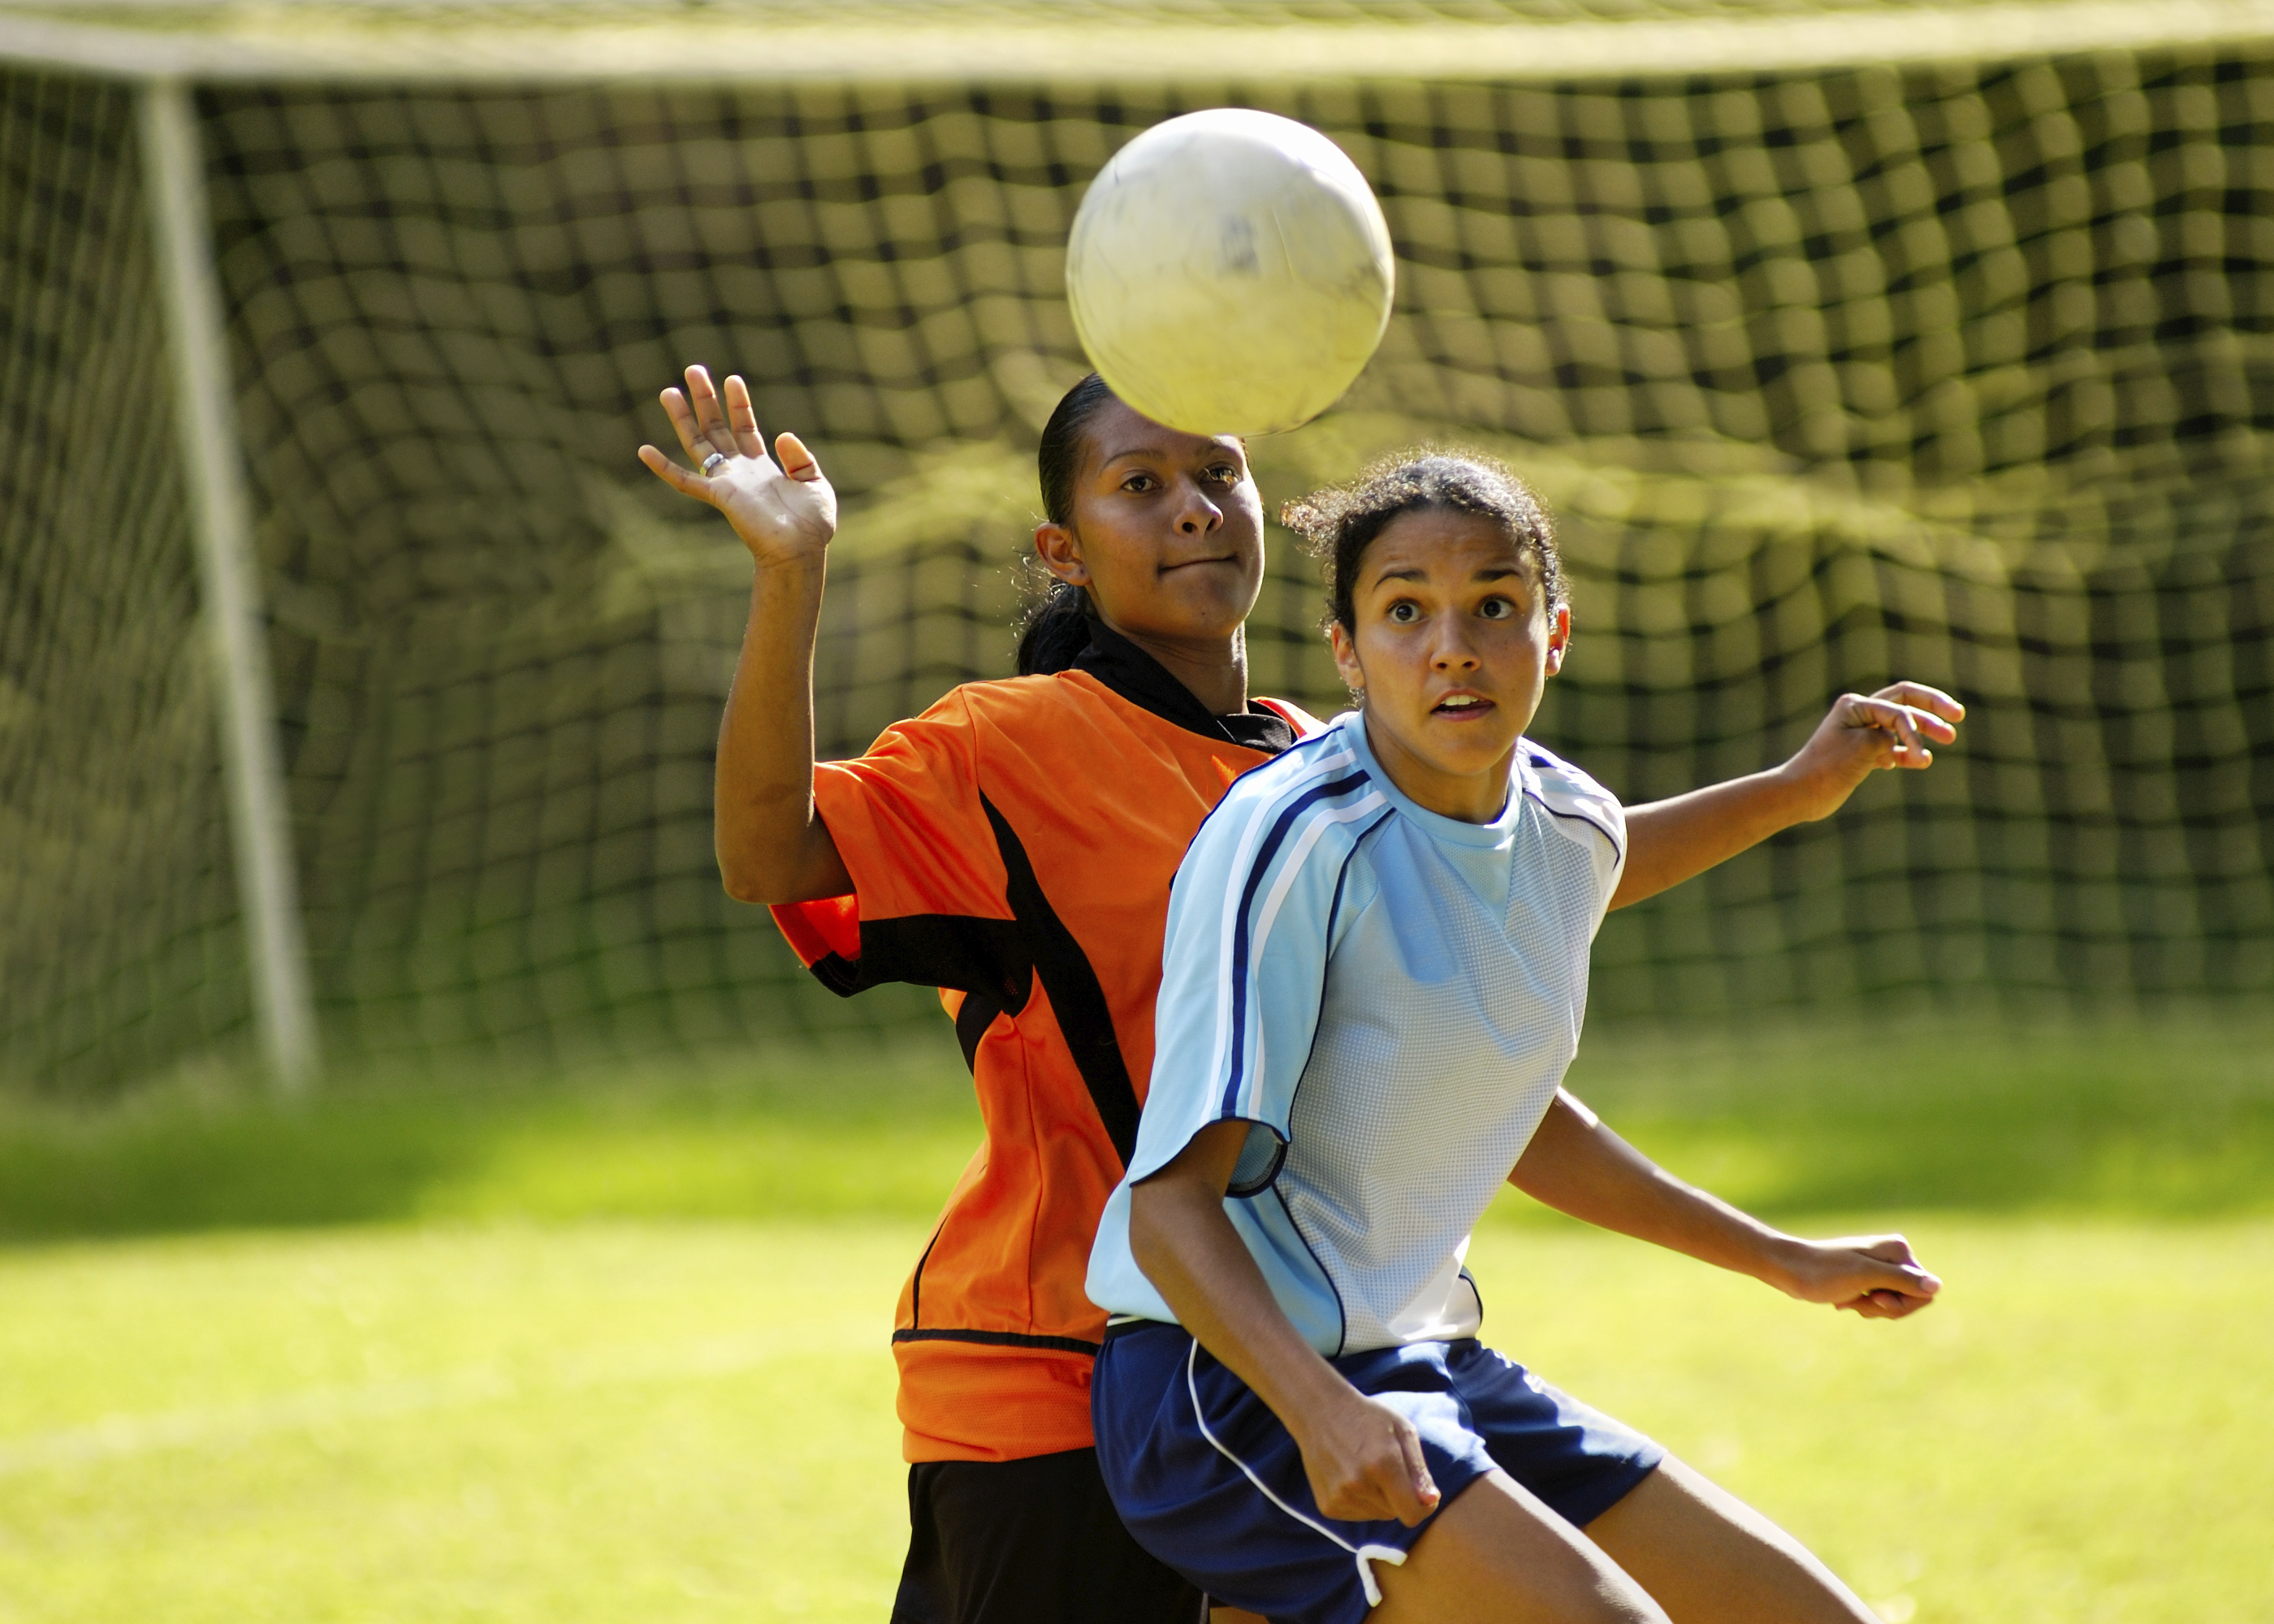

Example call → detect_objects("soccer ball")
1066 109 1395 438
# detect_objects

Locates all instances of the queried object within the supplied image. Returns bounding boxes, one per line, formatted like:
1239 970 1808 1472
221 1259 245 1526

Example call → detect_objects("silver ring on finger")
700 451 730 477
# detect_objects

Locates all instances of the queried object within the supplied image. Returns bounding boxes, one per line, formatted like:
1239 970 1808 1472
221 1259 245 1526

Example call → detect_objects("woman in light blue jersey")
1087 452 1955 1624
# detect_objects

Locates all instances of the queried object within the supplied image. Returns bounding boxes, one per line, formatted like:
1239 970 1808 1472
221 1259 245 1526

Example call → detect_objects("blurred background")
1 3 2269 1622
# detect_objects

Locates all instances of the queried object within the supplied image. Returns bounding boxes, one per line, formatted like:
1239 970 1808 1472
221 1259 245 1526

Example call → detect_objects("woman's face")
1033 399 1265 646
1329 505 1570 823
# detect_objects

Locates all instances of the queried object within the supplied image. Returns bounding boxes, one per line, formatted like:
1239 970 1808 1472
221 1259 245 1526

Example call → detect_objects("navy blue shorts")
1092 1323 1663 1624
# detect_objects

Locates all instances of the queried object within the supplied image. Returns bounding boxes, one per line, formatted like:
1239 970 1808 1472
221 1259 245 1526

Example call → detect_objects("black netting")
3 48 2271 1090
0 68 249 1095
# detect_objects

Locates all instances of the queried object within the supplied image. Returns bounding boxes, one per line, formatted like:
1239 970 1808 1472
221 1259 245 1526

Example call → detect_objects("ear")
1542 603 1571 676
1328 619 1364 698
1032 522 1089 587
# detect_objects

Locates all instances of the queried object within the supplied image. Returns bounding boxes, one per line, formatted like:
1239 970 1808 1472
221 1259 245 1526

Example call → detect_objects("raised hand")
638 365 837 568
1777 1233 1943 1320
1777 680 1966 822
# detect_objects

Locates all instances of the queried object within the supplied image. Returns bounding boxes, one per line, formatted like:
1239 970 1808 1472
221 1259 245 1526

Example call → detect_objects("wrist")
1752 1231 1812 1295
1278 1358 1368 1450
746 542 829 576
1764 758 1838 825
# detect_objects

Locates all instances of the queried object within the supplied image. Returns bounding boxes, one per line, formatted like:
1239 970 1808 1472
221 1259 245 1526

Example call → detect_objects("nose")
1431 620 1481 672
1174 477 1223 536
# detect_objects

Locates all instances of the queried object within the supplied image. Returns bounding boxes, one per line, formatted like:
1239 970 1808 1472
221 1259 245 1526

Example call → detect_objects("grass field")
2 1015 2270 1623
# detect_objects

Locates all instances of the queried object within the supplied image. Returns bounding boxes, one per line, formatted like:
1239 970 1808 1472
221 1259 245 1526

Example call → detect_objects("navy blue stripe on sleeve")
1217 771 1374 1120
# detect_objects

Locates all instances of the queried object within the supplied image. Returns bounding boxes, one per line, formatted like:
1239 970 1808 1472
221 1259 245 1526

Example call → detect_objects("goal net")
5 11 2272 1091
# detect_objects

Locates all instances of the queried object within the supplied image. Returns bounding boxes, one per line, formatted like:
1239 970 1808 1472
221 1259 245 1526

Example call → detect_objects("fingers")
658 387 707 464
776 430 824 483
1841 695 1954 767
1831 1234 1943 1311
636 443 713 503
1872 680 1967 726
1857 1234 1922 1269
1840 1287 1933 1320
1308 1405 1440 1527
684 364 733 449
724 374 767 460
1393 1417 1442 1526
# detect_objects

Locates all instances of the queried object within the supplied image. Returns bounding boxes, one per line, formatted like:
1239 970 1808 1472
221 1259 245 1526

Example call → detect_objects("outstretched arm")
1131 1121 1444 1527
1510 1092 1940 1320
639 365 851 905
1610 682 1965 910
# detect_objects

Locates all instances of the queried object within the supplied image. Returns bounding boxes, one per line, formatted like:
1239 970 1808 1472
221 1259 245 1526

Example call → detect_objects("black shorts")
892 1446 1205 1624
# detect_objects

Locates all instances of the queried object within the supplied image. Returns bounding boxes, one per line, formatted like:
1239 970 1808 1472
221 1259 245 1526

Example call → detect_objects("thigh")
893 1450 1204 1624
1373 1468 1667 1624
1447 1341 1663 1529
1580 1455 1878 1624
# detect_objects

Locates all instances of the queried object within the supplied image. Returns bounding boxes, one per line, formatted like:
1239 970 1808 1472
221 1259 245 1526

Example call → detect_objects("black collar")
1073 621 1295 756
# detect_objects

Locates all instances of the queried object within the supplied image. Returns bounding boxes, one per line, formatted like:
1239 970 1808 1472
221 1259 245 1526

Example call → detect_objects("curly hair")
1279 450 1566 636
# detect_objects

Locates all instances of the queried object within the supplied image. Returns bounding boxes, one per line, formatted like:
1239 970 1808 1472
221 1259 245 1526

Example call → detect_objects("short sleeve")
1127 750 1386 1194
768 691 1022 1000
1521 742 1627 932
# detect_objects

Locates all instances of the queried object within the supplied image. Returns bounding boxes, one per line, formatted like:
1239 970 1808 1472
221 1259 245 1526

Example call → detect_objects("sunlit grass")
1 1216 2267 1623
0 1015 2268 1622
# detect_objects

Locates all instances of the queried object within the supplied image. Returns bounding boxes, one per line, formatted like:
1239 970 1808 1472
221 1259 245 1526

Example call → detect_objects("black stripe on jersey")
803 914 1032 1015
981 793 1142 1168
893 1327 1102 1357
953 988 1001 1072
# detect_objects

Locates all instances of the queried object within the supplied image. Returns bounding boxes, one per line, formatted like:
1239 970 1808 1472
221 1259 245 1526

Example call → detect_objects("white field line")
6 1 2274 85
0 1329 811 1479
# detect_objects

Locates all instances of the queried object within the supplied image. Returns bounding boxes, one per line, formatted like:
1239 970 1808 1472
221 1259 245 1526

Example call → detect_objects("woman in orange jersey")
637 367 1961 1624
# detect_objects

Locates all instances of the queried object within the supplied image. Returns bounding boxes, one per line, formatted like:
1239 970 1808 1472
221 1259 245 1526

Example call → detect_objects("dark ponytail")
1016 372 1119 676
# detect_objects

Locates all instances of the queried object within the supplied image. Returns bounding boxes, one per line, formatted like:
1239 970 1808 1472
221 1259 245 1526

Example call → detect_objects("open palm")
638 365 837 567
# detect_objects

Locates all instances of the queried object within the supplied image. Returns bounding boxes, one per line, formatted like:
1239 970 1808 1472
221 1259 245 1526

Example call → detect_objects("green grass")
1 1016 2269 1622
4 1013 2266 1239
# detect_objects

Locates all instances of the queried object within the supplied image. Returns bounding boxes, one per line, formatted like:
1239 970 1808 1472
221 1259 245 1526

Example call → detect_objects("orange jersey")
772 628 1314 1462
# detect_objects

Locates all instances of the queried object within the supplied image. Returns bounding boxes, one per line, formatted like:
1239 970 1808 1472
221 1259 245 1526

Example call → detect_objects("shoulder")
1252 695 1327 736
1519 740 1626 855
1189 719 1390 870
873 671 1116 758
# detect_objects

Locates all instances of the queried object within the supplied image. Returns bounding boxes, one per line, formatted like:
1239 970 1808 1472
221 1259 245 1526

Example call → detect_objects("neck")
1100 615 1250 717
1359 712 1516 823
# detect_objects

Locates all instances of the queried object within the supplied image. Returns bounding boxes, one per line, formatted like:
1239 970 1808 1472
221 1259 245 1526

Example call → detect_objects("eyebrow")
1100 443 1242 468
1370 564 1524 585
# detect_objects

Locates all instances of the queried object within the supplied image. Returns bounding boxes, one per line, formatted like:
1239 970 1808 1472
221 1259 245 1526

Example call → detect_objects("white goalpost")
136 76 319 1095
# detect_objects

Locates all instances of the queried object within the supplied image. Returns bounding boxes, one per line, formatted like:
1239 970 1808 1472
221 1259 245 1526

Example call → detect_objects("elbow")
717 846 789 906
720 868 772 906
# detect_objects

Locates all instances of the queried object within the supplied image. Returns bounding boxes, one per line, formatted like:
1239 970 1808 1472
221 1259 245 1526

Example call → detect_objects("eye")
1204 463 1239 485
1477 596 1515 620
1120 472 1156 493
1387 601 1420 624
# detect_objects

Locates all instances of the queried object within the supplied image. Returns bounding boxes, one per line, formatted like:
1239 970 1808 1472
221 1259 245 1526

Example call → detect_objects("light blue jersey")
1086 710 1625 1356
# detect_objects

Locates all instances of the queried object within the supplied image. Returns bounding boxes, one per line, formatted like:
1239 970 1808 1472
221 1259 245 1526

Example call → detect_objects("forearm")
1509 1092 1802 1292
714 558 849 903
1610 769 1811 910
1131 1178 1354 1426
1610 682 1966 910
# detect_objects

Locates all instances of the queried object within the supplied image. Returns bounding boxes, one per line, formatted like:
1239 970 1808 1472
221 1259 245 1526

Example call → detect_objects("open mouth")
1432 693 1495 717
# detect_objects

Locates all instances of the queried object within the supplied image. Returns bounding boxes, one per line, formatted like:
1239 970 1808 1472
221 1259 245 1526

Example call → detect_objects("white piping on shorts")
1184 1337 1407 1609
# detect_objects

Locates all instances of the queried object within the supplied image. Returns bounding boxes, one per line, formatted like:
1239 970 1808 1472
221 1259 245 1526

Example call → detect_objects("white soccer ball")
1066 109 1395 438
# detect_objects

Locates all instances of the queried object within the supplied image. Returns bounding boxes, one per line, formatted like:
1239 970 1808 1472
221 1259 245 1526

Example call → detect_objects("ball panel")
1066 108 1394 437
